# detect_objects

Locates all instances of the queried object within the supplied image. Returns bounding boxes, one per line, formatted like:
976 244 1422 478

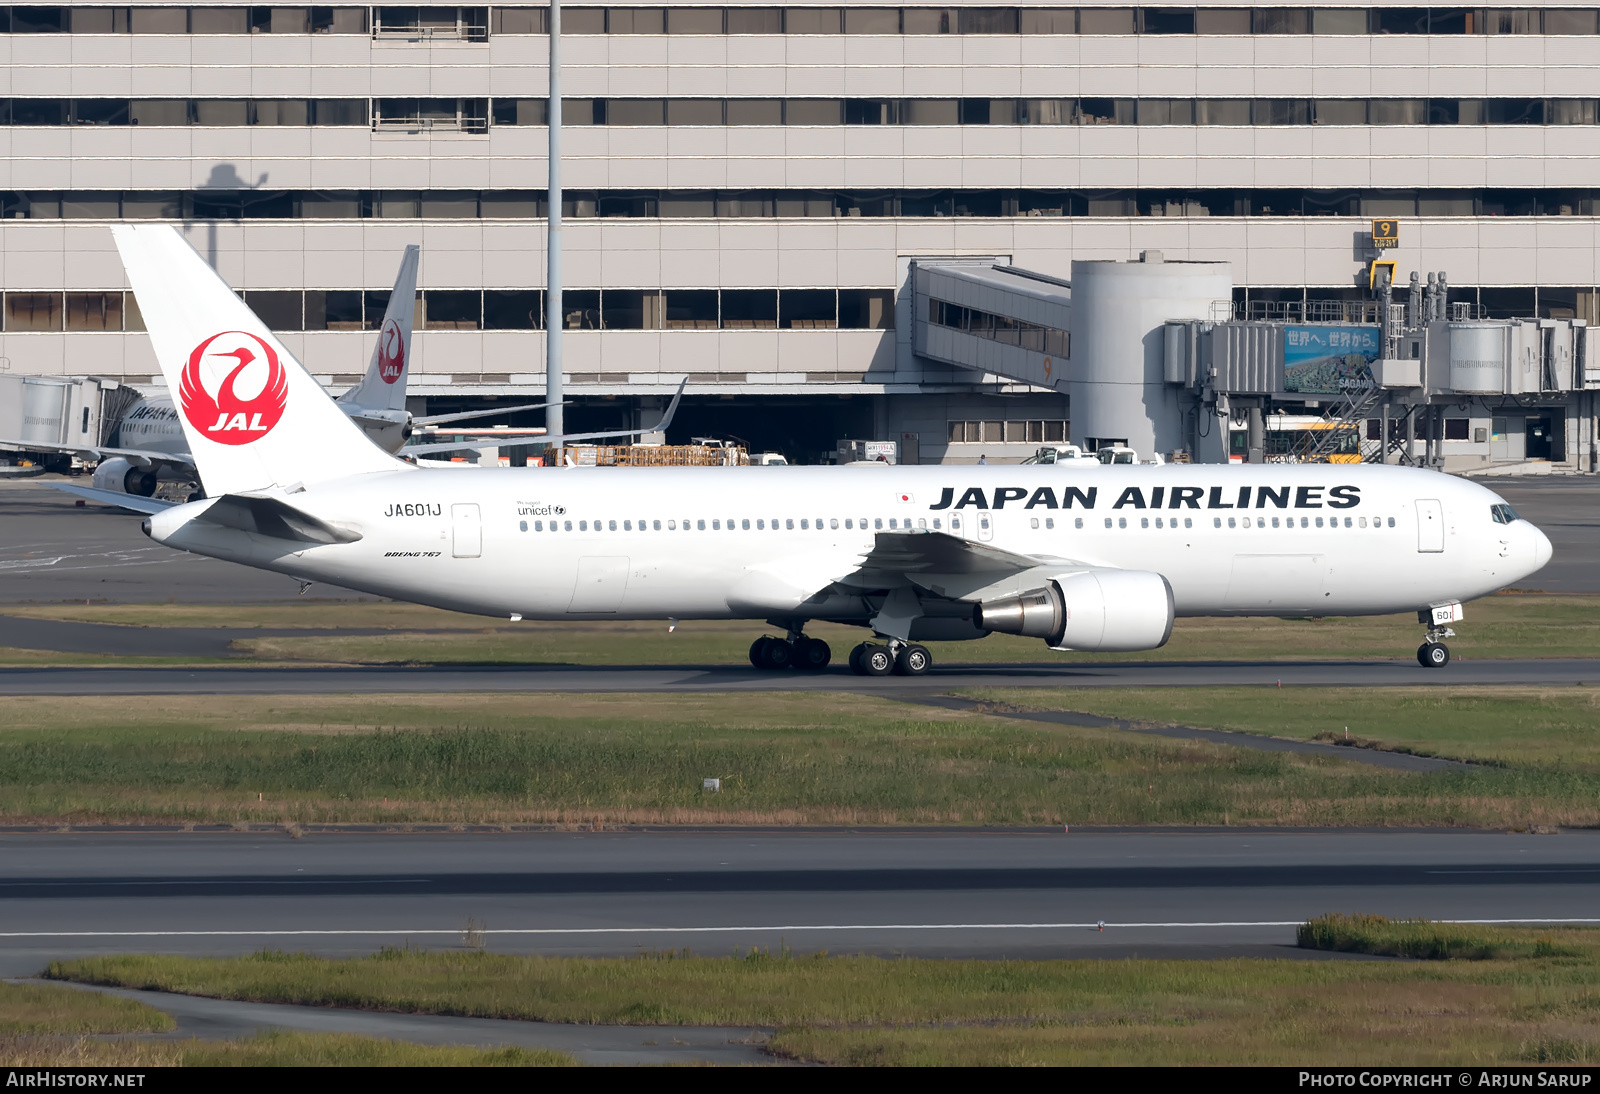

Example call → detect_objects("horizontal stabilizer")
196 494 363 545
47 482 177 515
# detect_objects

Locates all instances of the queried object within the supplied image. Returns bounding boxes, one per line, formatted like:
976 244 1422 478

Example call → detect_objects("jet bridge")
911 260 1072 392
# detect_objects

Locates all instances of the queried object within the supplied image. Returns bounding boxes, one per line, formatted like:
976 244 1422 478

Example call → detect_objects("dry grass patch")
51 932 1600 1066
0 690 1594 827
0 980 174 1035
967 685 1600 769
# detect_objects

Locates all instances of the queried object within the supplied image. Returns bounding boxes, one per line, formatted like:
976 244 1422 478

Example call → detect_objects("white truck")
1021 444 1097 465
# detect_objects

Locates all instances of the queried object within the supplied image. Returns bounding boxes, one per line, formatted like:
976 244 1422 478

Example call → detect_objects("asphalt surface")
2 830 1595 974
36 980 773 1066
0 478 370 603
2 657 1596 698
1477 475 1600 594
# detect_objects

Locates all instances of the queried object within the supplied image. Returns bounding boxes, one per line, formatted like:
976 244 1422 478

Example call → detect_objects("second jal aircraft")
116 225 1551 674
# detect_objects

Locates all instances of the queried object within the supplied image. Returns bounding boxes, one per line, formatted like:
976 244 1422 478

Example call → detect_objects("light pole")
545 0 564 441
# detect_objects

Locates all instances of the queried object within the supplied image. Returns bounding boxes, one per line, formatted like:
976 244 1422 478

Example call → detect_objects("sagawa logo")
377 318 405 384
179 331 288 445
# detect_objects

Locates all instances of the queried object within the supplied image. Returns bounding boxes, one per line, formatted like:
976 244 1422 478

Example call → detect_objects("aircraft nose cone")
1529 523 1553 574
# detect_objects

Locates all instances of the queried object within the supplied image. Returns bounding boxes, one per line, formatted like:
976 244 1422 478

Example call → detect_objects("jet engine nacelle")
92 457 157 497
974 570 1175 652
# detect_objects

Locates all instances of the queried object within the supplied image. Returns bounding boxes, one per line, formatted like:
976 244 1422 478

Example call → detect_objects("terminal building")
0 3 1597 469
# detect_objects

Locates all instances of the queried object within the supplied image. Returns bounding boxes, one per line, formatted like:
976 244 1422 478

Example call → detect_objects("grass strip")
178 1030 574 1067
50 940 1600 1066
1298 914 1583 961
0 1031 575 1068
964 685 1600 770
1 691 1596 827
0 981 573 1067
3 594 1594 666
0 980 173 1035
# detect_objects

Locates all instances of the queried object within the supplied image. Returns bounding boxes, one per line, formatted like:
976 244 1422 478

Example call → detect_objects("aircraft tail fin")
111 224 404 496
339 243 419 413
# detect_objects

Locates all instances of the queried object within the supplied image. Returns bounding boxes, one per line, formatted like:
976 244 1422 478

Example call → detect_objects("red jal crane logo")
377 318 405 384
178 331 288 445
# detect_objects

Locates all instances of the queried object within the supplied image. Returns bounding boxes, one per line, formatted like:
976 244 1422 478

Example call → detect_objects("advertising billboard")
1284 325 1381 394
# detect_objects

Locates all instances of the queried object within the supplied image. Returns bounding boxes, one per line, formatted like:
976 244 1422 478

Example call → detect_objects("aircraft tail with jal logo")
338 243 419 414
112 224 405 497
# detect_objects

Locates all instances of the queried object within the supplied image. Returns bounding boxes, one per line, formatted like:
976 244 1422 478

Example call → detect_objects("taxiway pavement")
2 657 1596 697
1 829 1595 973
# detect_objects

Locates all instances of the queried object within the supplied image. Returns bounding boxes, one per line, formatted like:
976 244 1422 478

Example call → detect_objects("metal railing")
1239 299 1383 325
373 22 489 42
373 115 489 134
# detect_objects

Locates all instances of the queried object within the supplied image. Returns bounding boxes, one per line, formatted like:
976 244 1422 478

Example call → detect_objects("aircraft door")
569 556 630 612
451 503 482 558
976 512 994 542
1415 499 1444 553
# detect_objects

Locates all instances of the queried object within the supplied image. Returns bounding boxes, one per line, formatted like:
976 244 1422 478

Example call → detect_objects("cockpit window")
1490 503 1520 524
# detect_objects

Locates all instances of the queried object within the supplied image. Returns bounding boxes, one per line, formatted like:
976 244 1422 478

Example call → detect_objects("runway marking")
4 919 1600 938
1427 869 1600 875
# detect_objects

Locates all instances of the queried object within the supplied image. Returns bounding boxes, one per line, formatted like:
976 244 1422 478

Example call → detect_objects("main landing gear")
848 639 931 677
749 633 831 672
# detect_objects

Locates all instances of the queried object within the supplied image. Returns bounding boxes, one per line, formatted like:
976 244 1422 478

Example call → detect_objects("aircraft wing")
0 438 193 468
403 380 686 457
412 400 563 427
855 530 1041 577
47 483 177 515
838 530 1103 602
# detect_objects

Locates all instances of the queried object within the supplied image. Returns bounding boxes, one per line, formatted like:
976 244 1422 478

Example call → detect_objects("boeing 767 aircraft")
105 225 1551 675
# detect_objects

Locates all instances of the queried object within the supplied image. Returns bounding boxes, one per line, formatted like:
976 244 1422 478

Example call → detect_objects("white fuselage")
115 398 190 456
148 463 1551 630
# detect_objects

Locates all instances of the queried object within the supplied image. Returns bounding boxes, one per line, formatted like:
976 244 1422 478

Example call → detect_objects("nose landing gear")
1418 640 1450 668
1415 602 1463 670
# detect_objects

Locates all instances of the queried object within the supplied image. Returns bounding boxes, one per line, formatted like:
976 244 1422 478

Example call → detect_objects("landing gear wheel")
848 643 867 675
749 637 770 669
794 637 832 671
857 645 894 677
894 644 932 676
758 637 794 671
1418 641 1450 668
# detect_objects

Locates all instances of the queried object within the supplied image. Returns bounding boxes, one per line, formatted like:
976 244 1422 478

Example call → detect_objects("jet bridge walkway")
911 260 1072 391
